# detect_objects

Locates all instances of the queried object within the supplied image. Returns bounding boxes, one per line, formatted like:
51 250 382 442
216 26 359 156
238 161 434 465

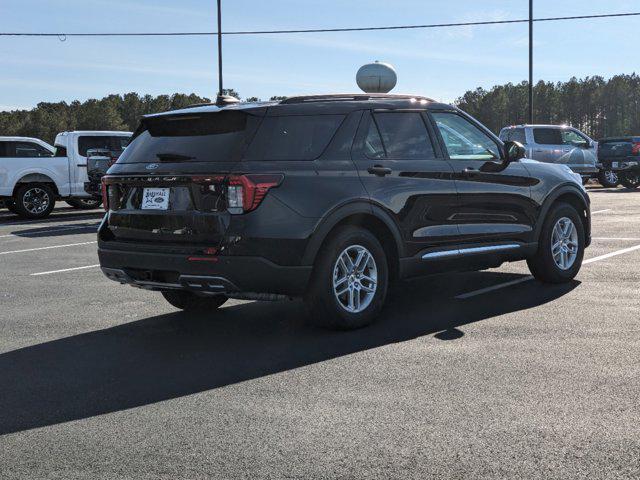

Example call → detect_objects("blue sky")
1 0 638 111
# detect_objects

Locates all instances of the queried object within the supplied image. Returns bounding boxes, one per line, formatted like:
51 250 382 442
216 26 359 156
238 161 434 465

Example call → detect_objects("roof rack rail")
280 93 433 104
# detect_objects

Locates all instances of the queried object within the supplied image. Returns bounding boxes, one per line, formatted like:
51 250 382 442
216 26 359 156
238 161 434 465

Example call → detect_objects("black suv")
98 94 591 329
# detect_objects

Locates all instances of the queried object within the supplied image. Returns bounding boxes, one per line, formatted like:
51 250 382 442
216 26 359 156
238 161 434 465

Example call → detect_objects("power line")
0 11 638 37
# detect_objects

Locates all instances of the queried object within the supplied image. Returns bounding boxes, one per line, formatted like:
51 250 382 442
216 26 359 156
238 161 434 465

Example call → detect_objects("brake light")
632 142 640 155
101 178 109 211
226 174 283 213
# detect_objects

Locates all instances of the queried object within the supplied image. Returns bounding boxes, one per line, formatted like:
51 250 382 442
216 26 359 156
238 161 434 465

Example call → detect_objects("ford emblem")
146 163 159 170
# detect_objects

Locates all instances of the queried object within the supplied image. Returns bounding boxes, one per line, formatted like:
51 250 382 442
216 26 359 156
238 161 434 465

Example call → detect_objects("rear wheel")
66 198 102 209
161 291 227 312
620 171 640 189
12 183 56 219
304 226 388 330
598 169 619 188
527 203 585 283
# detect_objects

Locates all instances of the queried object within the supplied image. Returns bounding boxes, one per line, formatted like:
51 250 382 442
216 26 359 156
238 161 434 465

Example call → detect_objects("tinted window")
6 142 53 157
506 128 527 144
0 142 7 157
371 112 435 159
78 135 131 157
55 146 68 157
364 119 385 159
432 112 500 160
245 114 344 161
118 111 256 164
533 128 562 145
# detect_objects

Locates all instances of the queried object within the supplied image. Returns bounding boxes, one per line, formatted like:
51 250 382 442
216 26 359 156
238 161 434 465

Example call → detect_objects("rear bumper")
597 158 640 172
98 246 312 296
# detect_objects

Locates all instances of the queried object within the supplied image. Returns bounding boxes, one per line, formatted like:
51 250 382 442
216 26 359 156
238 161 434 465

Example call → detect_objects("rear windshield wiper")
156 153 195 161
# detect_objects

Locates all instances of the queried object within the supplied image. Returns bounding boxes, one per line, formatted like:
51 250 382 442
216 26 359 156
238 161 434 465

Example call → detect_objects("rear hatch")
103 109 263 246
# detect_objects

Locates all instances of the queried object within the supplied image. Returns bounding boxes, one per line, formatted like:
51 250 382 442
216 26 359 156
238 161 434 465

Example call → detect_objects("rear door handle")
367 165 392 177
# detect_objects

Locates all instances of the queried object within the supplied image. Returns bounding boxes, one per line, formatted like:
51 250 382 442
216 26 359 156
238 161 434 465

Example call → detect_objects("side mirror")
504 141 526 162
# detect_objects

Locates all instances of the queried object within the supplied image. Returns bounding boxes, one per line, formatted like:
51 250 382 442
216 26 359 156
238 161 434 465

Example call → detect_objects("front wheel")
304 226 388 330
527 202 585 283
620 171 640 189
66 198 103 209
12 183 56 219
161 291 228 312
598 169 619 188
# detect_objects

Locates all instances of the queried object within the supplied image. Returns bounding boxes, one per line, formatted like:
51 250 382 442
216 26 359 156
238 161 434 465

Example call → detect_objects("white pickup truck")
0 131 131 219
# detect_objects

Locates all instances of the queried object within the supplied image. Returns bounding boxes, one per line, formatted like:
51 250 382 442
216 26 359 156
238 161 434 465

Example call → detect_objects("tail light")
226 174 283 214
101 178 109 211
632 142 640 155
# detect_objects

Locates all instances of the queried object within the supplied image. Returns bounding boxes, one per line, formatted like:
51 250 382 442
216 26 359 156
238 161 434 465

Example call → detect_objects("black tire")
12 183 56 219
161 291 227 312
597 169 619 188
4 199 18 214
304 226 389 330
66 198 103 209
527 202 585 284
620 171 640 189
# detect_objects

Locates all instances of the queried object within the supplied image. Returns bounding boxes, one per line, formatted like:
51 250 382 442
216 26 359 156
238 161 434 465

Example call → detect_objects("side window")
55 146 68 157
0 142 7 157
561 130 588 147
244 114 344 161
512 128 527 144
114 136 131 151
431 112 500 160
533 128 562 145
363 119 385 159
370 112 435 159
11 142 52 157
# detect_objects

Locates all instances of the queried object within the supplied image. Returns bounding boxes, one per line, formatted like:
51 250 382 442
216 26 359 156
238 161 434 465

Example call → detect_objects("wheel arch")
535 184 591 246
13 174 60 197
302 202 404 281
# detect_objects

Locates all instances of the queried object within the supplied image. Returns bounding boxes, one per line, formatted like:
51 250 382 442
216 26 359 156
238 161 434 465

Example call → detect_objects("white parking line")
0 241 97 256
583 244 640 264
0 224 98 239
592 237 640 241
30 264 100 276
456 243 640 299
591 209 612 214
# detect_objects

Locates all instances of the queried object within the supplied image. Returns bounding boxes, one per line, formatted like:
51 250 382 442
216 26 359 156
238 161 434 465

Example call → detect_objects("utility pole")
217 0 223 98
528 0 534 123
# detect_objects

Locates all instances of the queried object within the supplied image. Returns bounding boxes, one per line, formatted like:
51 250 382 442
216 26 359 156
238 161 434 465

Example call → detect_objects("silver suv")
499 125 598 182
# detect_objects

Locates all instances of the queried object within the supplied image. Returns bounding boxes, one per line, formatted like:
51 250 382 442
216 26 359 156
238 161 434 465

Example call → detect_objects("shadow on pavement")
0 272 579 436
0 209 103 226
8 222 99 238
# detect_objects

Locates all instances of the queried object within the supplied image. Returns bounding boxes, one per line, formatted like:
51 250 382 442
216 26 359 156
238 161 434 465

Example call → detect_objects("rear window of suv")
118 111 258 164
244 114 344 161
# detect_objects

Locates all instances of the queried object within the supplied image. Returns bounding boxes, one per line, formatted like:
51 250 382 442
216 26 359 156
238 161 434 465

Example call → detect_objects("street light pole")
528 0 534 123
217 0 223 98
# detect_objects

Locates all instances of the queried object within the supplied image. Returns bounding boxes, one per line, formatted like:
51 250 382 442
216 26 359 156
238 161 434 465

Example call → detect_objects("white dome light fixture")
356 61 397 93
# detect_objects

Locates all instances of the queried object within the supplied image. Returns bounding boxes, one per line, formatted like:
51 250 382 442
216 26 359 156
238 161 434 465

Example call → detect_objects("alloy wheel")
604 170 619 185
551 217 579 270
332 245 378 313
22 187 51 215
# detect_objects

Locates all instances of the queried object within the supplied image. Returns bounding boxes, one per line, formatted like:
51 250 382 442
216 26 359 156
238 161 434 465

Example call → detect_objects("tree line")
455 73 640 139
2 73 639 143
0 90 287 144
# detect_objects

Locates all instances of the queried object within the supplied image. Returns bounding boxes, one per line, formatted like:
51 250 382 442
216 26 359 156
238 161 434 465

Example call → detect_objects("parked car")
499 124 598 184
54 131 132 209
596 136 640 189
0 131 132 219
99 94 590 329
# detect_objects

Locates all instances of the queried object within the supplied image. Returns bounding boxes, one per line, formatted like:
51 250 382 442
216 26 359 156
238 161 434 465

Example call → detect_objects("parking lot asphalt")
0 187 639 480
